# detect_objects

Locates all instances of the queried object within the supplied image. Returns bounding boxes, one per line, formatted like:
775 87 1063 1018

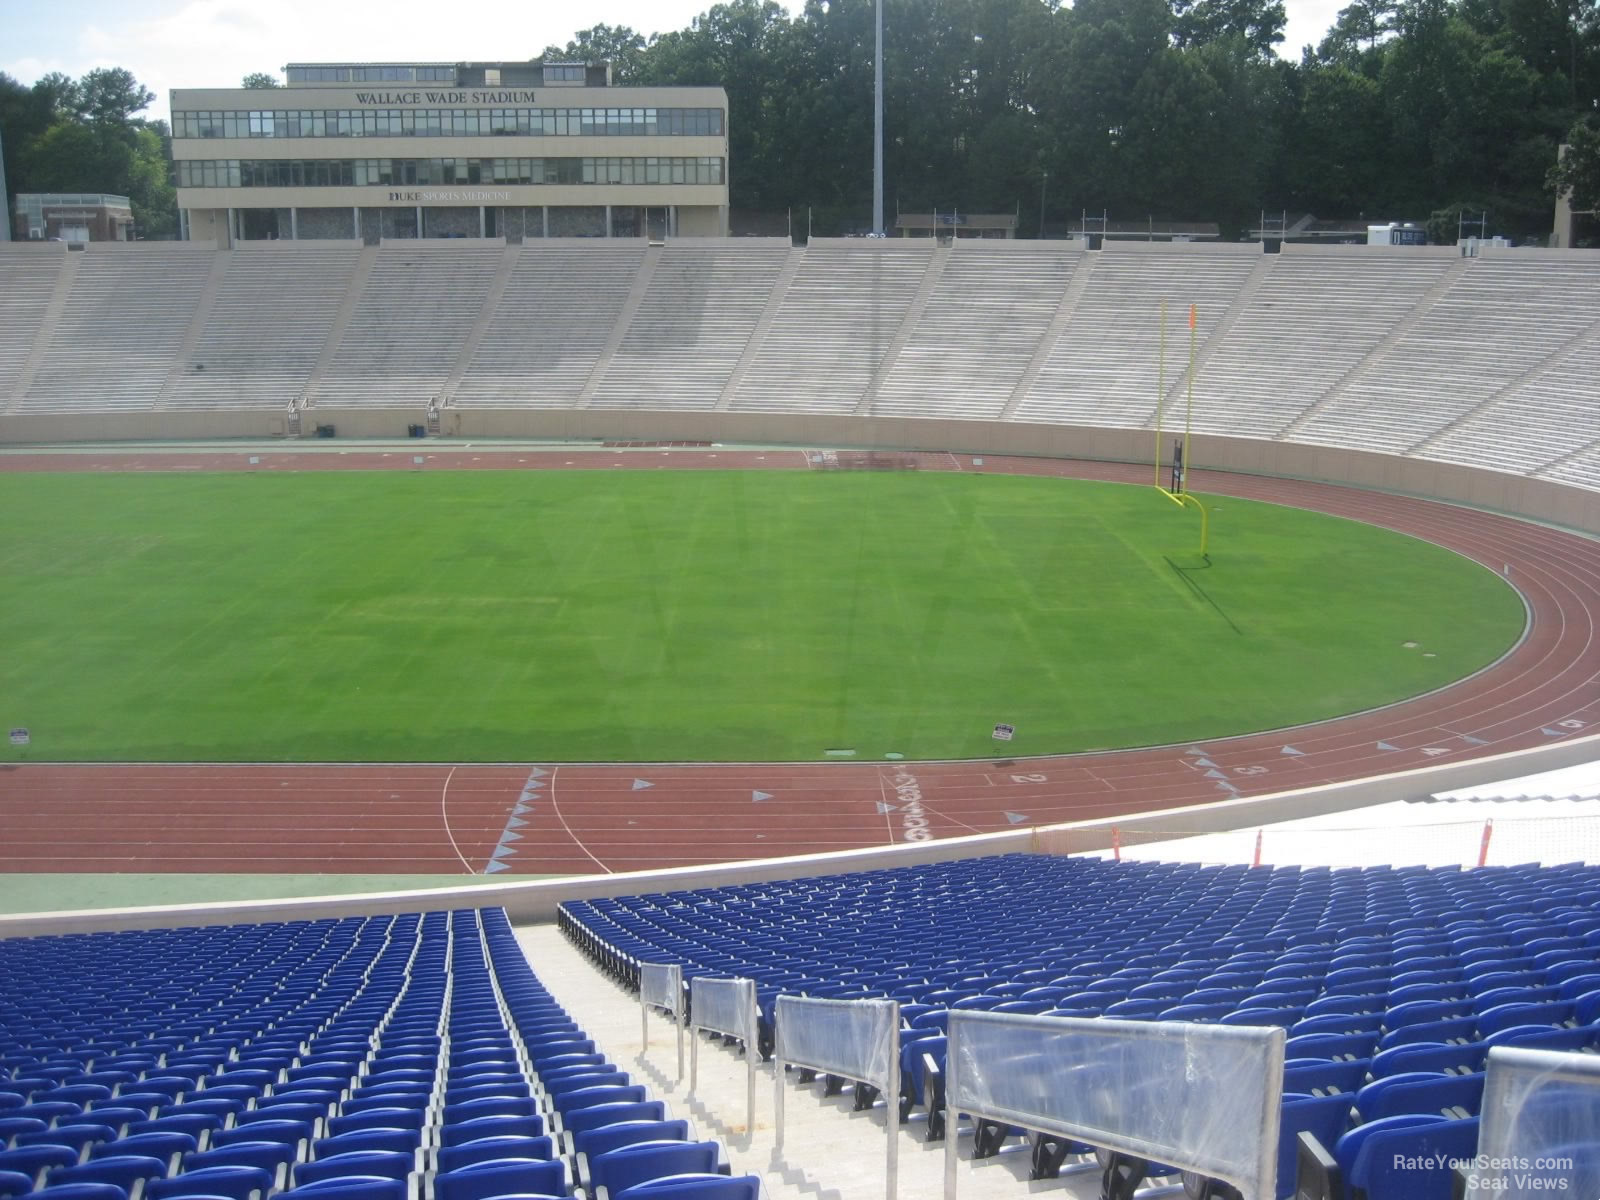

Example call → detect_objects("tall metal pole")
873 0 885 236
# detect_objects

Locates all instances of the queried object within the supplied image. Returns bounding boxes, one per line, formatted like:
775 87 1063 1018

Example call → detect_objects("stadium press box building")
171 61 730 245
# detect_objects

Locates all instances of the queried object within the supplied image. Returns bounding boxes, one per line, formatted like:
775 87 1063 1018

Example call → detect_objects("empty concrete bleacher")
1421 331 1600 477
730 239 935 415
870 244 1081 421
1015 243 1260 430
590 241 792 411
166 245 361 411
6 239 1600 502
0 245 67 402
1542 443 1600 491
312 242 503 407
1293 257 1600 455
1194 248 1458 439
18 245 214 414
454 242 647 408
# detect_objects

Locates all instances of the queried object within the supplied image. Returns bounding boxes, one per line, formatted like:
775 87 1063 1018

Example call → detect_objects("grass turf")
0 469 1523 762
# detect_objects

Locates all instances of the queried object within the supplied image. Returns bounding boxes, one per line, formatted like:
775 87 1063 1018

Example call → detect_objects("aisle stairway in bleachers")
729 240 934 415
312 245 503 408
166 247 361 411
869 245 1081 422
1542 441 1600 490
1013 246 1261 430
16 246 214 415
454 244 647 409
0 246 67 404
589 242 792 412
0 909 759 1200
1421 323 1600 478
1291 256 1600 455
1194 249 1460 439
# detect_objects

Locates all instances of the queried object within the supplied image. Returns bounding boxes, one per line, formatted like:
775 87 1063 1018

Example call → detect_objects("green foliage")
1549 116 1600 211
1 65 173 238
241 72 282 89
522 0 1592 237
1 0 1592 244
538 25 650 80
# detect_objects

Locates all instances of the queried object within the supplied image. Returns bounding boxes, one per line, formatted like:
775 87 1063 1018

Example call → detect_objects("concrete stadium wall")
3 732 1597 940
5 408 1597 532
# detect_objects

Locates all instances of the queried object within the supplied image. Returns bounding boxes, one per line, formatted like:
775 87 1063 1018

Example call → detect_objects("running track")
2 447 1596 876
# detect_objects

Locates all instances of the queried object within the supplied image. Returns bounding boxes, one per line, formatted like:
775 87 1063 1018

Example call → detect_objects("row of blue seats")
562 855 1600 1199
3 910 762 1200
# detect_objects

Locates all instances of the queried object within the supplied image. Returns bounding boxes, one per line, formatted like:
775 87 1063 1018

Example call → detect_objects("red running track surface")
1 448 1595 875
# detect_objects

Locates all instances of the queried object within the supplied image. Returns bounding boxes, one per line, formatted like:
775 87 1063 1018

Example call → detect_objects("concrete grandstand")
1 238 1597 527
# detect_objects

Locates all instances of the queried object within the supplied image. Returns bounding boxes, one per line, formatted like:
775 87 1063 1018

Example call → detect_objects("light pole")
873 0 884 236
1038 171 1048 239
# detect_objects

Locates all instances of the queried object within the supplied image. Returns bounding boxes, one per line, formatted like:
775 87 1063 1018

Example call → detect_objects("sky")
2 0 1347 126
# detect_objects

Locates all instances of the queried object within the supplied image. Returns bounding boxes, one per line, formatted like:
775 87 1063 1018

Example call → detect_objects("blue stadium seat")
184 1142 301 1188
430 1157 565 1200
1348 1116 1480 1200
24 1184 128 1200
557 1103 667 1143
613 1175 762 1199
437 1116 546 1149
1355 1071 1485 1121
585 1134 721 1197
434 1136 553 1174
292 1152 412 1188
1274 1093 1353 1200
572 1120 691 1187
280 1178 408 1200
47 1155 169 1195
550 1086 647 1117
0 1146 81 1182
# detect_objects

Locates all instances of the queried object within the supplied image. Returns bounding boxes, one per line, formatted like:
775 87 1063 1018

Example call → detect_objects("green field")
0 469 1523 763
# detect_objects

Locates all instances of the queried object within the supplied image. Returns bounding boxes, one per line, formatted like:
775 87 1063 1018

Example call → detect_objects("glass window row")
176 157 726 188
286 66 456 83
174 107 724 140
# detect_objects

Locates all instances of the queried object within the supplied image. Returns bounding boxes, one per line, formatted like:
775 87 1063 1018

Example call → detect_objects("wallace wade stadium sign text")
355 91 548 105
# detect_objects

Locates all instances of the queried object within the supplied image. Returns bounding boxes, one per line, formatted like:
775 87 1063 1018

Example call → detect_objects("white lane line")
546 765 613 874
439 765 474 874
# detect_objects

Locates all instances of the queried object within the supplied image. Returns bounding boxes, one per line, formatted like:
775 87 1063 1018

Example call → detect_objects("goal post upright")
1154 299 1167 488
1152 301 1209 559
1183 302 1196 497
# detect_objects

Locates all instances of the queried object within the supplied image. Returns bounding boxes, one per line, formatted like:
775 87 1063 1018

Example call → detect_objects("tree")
3 66 175 237
242 72 282 89
1549 116 1600 211
1316 0 1401 64
1172 0 1287 57
538 26 649 80
74 67 154 126
1282 63 1389 212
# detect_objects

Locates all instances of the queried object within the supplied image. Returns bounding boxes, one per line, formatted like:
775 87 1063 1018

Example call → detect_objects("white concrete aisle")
512 921 1118 1200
